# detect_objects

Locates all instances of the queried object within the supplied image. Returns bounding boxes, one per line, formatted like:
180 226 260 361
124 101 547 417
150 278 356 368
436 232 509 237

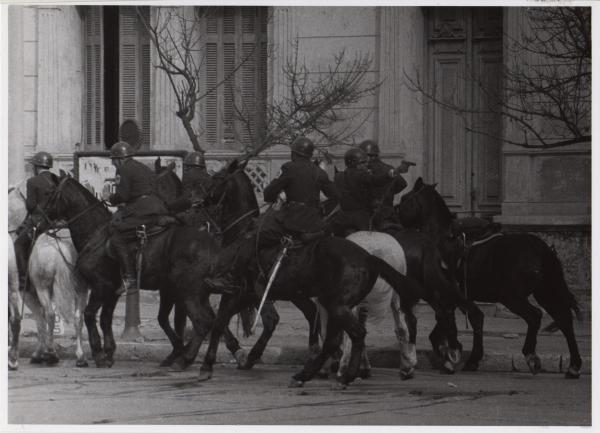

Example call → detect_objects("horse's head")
42 174 109 229
205 159 258 237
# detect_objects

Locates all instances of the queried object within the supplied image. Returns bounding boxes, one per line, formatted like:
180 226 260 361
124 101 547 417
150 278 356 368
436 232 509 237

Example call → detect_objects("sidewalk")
16 291 591 375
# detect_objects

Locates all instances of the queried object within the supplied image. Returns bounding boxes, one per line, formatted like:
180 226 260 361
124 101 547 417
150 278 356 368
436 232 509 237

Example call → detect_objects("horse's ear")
154 157 162 173
238 159 249 171
432 183 438 189
59 169 68 178
413 177 424 190
226 159 238 173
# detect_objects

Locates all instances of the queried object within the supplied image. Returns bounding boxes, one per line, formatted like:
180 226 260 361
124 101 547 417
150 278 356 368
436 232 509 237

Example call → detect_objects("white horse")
8 238 22 370
318 231 418 380
8 181 90 367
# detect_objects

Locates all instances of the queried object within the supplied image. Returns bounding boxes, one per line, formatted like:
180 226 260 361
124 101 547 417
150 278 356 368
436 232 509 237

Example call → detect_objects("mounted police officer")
14 151 58 289
359 139 412 229
166 151 213 228
102 141 169 296
205 136 338 292
331 147 406 236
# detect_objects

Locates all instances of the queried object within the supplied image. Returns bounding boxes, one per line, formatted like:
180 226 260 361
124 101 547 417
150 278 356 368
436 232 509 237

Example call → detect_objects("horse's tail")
366 254 421 306
539 243 582 333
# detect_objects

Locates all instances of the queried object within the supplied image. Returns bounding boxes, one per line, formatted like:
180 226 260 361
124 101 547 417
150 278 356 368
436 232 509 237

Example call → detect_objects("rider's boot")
112 235 138 296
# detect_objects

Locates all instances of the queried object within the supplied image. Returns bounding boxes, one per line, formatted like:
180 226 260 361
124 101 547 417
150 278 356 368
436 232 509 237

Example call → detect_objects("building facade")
7 6 590 294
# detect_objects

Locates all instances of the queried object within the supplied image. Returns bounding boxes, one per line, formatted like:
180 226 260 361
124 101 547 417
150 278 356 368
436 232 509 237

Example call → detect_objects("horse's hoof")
76 359 89 368
169 358 187 372
288 378 304 388
316 370 330 379
399 367 415 381
42 352 59 366
358 368 371 379
234 349 249 368
330 361 339 374
198 370 213 382
526 354 542 375
447 348 462 364
462 361 479 372
30 355 44 365
565 367 580 379
8 360 18 371
331 381 347 391
441 360 455 374
159 358 174 368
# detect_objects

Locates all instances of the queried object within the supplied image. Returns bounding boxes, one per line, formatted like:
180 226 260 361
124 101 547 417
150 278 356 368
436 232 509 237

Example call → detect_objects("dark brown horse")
396 178 582 379
197 161 423 387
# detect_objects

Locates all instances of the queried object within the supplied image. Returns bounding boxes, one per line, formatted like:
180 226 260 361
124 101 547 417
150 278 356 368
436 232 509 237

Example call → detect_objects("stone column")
270 6 297 108
8 6 25 183
377 7 425 186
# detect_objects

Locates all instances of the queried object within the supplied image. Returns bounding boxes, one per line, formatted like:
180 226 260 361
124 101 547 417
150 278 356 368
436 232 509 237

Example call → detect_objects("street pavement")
15 291 591 376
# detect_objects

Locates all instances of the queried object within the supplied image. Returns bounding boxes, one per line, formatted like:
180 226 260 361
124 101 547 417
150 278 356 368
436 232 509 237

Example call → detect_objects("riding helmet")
30 151 54 169
344 148 368 168
290 137 315 159
183 151 206 168
109 141 135 159
359 139 380 157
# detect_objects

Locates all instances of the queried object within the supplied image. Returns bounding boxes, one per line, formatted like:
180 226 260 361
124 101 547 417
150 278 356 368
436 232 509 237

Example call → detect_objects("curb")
15 337 591 376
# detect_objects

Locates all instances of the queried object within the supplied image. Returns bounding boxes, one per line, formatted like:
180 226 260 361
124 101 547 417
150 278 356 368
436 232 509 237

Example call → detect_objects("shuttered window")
84 6 151 149
84 7 104 149
199 6 268 151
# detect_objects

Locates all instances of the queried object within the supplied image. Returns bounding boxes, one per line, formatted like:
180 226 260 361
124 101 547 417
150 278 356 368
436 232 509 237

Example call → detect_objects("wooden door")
426 7 502 217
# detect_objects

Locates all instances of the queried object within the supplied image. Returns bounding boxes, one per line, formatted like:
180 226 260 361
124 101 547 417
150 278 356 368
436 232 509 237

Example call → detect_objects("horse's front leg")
459 300 484 372
74 288 89 367
157 291 184 367
199 294 253 381
240 299 279 370
83 292 106 367
99 294 119 367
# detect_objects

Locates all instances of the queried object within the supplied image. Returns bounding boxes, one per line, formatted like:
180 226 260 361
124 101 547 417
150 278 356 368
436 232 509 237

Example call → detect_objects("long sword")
251 237 292 333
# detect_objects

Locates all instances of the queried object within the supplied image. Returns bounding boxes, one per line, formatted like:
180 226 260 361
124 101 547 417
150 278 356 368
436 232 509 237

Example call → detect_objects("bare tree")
404 7 591 149
233 40 381 161
137 6 379 157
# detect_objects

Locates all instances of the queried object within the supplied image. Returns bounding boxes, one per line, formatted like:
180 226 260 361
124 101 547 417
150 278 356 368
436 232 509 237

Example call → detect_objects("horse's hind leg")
291 311 344 387
535 295 582 378
291 296 320 355
502 298 543 375
8 289 22 370
460 300 485 372
31 282 59 366
390 294 417 379
84 292 108 368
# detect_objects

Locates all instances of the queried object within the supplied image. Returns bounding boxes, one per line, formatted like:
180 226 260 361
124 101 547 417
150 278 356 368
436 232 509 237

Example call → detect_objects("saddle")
453 217 502 247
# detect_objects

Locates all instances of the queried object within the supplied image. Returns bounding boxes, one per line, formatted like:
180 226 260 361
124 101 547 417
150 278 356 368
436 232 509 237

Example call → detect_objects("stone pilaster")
8 6 25 183
377 7 425 185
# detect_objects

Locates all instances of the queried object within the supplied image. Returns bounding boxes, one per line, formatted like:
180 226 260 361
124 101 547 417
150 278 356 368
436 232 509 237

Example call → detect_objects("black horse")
396 178 582 379
197 161 423 387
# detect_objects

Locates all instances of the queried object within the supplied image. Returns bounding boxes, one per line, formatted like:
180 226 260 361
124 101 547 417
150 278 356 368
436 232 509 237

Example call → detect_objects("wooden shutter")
201 6 267 150
84 7 104 149
119 6 151 149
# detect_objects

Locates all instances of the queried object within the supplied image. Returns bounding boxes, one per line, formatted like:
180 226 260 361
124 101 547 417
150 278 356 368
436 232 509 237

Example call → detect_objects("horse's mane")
63 177 111 218
428 184 455 224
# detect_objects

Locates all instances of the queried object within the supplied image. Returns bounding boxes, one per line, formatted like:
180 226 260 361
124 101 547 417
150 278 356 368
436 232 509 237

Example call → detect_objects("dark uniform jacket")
263 158 338 234
109 158 168 231
25 170 57 213
368 158 407 207
332 166 393 234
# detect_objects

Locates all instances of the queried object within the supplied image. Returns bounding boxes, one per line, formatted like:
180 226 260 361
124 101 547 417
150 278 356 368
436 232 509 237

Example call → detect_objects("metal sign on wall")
73 151 188 210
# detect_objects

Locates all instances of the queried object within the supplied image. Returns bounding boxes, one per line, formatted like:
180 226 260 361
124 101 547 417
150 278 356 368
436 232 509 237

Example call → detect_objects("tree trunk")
178 113 204 152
